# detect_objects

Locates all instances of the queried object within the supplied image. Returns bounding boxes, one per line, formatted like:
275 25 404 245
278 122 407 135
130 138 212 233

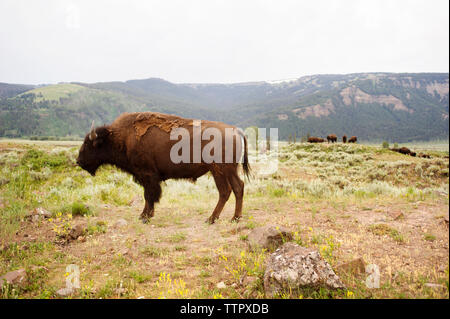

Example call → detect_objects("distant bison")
327 134 337 143
390 147 416 157
342 135 347 143
418 153 431 159
348 136 357 143
77 112 250 224
307 137 325 143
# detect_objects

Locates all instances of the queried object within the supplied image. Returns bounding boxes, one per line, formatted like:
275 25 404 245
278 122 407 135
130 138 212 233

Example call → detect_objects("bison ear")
96 127 111 138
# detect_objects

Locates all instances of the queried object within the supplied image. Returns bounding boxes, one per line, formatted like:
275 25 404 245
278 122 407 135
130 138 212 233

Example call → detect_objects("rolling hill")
0 73 448 142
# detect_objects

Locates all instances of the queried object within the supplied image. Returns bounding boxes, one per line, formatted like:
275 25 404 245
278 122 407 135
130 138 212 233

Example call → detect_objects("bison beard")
76 112 250 224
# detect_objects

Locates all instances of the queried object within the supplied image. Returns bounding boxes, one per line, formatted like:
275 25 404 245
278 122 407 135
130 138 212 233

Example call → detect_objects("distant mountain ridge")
0 72 448 142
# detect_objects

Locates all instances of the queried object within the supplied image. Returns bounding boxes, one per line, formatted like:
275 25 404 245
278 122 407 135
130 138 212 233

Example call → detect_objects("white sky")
0 0 448 85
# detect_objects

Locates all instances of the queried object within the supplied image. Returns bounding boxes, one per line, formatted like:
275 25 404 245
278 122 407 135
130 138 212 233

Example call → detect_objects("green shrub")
21 149 67 170
60 201 92 217
71 201 92 216
87 220 107 235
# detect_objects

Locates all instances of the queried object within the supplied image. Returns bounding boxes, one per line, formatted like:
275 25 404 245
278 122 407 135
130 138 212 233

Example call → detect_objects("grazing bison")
395 147 410 155
390 147 416 157
342 135 347 143
348 136 357 143
418 153 431 159
327 134 337 143
307 137 325 143
77 112 250 224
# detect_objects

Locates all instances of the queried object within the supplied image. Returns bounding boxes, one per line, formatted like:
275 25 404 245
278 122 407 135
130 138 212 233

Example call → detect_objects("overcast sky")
0 0 448 85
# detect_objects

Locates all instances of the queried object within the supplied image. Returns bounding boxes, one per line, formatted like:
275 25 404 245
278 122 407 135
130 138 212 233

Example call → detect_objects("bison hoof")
139 215 151 224
230 216 241 223
206 216 217 224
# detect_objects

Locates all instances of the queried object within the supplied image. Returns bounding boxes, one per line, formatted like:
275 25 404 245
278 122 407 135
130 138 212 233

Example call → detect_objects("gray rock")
68 224 86 240
247 225 293 251
35 207 52 218
264 242 345 297
27 207 52 222
216 281 227 289
56 287 75 297
114 219 128 228
0 268 26 288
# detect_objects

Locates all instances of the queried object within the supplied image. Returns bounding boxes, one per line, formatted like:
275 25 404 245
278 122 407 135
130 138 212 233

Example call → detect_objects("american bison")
348 136 357 143
418 153 431 159
327 134 337 143
307 137 325 143
77 112 250 224
391 147 417 157
390 147 410 155
342 135 347 143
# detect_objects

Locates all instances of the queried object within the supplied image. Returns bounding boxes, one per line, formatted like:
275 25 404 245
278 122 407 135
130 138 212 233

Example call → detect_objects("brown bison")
327 134 337 143
418 153 431 159
348 136 357 143
76 112 250 224
342 135 347 143
391 147 416 157
307 137 325 143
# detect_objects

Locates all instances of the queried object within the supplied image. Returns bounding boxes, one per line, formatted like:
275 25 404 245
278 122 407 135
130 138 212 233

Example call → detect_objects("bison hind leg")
227 170 244 223
206 172 231 224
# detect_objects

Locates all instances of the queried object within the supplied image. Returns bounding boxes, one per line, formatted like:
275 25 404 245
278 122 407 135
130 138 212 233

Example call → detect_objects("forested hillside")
0 73 448 142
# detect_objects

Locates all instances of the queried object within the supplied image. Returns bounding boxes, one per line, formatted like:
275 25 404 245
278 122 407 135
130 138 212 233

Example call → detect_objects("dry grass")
0 140 448 299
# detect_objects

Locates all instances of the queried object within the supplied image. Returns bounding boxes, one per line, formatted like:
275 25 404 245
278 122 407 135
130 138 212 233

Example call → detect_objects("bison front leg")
140 180 162 224
139 201 154 223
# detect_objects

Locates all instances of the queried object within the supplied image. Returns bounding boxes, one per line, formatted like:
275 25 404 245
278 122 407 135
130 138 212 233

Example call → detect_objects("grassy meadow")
0 139 448 299
19 83 87 102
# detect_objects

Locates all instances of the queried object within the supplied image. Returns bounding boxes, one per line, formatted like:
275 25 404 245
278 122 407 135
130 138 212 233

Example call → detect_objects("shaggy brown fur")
348 136 357 143
342 135 347 143
77 112 250 224
327 134 337 143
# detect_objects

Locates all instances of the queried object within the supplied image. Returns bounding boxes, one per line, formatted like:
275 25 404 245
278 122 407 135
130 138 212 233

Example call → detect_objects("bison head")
77 121 111 176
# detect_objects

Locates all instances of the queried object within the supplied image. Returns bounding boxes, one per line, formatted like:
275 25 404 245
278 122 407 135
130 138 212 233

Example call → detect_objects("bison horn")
89 120 97 140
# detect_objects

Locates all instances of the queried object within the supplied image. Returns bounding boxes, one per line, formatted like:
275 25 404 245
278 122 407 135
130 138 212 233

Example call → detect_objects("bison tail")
238 129 251 180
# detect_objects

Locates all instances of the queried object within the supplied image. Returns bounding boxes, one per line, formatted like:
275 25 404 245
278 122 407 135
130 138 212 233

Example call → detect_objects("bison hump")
134 112 192 139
